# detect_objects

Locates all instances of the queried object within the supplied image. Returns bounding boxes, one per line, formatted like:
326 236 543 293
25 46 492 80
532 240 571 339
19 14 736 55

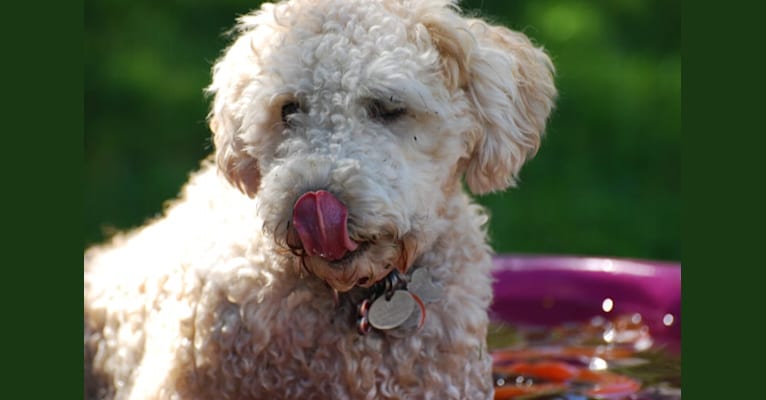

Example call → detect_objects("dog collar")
341 268 443 335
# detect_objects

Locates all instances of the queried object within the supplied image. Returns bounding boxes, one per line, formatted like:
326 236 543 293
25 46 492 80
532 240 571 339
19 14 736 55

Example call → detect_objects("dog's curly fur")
84 0 556 398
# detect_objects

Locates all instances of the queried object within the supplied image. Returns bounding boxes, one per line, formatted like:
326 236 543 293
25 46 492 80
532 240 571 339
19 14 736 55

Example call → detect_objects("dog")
84 0 556 398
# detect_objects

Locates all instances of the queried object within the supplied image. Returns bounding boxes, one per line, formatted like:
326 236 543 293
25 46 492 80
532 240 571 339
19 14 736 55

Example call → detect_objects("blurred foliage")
84 0 680 262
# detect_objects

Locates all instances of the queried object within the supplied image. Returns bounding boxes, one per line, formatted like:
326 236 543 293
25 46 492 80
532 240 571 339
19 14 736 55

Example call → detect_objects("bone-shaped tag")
407 268 442 304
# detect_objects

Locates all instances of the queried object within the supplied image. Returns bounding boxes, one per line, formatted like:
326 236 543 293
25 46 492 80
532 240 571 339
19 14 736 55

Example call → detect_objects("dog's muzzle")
292 190 359 261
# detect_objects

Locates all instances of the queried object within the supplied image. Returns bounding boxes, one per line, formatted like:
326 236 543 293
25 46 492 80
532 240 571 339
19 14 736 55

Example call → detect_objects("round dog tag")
397 292 427 331
368 290 415 330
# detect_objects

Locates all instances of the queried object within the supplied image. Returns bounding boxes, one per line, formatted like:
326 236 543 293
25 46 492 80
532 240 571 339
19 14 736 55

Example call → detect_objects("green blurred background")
84 0 680 262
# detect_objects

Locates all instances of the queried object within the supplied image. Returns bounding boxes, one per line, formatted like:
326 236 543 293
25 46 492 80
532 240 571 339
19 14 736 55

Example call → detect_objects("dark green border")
681 3 697 398
8 0 83 396
684 1 763 397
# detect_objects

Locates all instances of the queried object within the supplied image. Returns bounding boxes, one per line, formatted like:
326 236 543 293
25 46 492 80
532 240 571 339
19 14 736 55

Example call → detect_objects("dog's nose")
292 190 359 261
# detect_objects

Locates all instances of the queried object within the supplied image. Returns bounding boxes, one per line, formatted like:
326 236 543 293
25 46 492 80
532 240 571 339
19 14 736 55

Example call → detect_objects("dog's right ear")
205 8 279 199
207 107 261 198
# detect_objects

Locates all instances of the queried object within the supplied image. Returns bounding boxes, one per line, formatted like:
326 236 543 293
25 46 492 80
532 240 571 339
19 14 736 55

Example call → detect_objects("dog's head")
207 0 556 292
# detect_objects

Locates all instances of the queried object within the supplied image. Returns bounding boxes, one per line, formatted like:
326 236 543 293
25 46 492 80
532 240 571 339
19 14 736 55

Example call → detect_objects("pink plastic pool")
490 254 681 352
488 255 681 399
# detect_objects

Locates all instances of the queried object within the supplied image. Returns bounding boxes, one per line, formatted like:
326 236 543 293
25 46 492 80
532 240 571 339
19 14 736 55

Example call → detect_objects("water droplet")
589 357 608 371
663 313 675 326
601 298 614 313
634 336 654 352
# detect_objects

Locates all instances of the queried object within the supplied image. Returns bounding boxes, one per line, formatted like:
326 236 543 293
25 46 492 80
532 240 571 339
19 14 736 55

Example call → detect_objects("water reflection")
488 314 681 399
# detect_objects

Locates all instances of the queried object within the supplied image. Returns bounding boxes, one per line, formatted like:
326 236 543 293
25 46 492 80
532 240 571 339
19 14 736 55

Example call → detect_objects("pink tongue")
292 190 359 261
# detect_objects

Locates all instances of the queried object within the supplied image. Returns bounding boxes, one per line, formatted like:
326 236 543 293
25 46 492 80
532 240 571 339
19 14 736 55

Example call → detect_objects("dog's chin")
302 240 412 293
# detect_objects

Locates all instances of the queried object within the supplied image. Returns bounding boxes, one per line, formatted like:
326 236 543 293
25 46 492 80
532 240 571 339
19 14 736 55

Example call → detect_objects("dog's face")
207 0 556 292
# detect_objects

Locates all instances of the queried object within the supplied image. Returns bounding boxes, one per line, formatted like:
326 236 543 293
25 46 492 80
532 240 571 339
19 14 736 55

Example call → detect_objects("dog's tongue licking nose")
292 190 359 261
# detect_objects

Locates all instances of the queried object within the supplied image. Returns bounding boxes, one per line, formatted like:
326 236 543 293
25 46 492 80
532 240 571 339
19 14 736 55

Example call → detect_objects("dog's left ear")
423 10 557 194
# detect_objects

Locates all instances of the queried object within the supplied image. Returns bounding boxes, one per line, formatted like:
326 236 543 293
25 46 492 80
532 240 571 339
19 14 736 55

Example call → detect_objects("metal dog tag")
408 268 442 303
397 292 427 331
368 290 415 330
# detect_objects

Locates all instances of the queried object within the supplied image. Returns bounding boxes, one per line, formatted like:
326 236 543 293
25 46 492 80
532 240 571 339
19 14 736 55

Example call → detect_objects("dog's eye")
281 101 301 127
367 99 407 123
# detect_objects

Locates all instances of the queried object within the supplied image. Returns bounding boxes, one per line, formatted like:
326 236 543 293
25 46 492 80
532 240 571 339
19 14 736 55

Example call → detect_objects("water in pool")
488 314 681 399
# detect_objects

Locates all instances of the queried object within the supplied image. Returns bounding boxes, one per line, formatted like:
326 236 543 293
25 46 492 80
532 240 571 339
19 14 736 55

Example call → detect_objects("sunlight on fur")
84 0 556 398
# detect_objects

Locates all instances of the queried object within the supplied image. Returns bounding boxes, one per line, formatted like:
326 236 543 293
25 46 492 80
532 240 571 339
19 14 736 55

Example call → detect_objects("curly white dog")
84 0 556 398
